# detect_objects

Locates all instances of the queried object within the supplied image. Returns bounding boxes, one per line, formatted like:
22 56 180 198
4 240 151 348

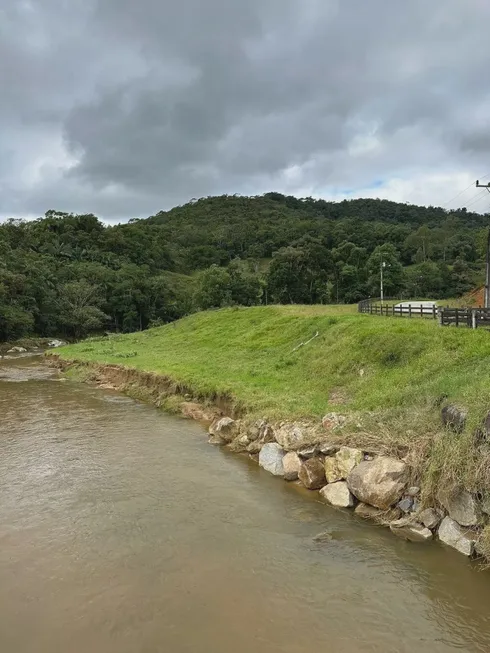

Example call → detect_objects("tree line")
0 194 485 341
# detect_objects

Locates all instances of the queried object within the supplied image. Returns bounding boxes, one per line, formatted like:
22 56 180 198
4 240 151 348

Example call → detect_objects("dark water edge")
1 356 490 653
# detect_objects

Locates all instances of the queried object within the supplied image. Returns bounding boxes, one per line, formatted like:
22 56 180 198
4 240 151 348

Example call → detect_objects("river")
1 356 490 652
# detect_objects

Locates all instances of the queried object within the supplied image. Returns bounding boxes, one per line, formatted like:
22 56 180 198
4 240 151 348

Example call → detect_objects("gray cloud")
2 0 490 220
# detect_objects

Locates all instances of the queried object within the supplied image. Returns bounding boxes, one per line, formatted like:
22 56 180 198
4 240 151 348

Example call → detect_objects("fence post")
432 305 436 320
420 304 423 318
455 309 459 327
438 309 443 327
472 310 477 330
409 304 412 318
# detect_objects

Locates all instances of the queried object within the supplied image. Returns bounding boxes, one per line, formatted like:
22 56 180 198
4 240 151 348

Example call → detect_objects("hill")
1 194 487 341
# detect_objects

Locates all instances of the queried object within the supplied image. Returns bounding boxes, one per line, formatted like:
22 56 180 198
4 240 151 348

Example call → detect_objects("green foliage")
0 193 487 341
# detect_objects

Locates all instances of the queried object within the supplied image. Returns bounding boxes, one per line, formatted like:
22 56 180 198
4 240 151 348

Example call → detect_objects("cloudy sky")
2 0 490 222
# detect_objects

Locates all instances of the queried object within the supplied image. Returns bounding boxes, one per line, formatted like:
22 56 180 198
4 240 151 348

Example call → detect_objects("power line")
464 189 488 210
442 173 488 208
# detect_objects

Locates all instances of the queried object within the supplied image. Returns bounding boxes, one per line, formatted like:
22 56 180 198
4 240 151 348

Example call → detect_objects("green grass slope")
57 305 490 424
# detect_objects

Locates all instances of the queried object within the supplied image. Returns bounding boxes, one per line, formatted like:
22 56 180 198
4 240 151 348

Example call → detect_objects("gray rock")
297 445 320 459
437 488 481 527
438 517 476 556
411 499 420 513
209 417 237 443
407 486 420 497
347 457 409 510
319 482 355 508
7 346 27 353
324 457 343 483
298 457 326 490
275 423 319 451
259 443 285 477
390 519 433 543
335 447 363 478
418 507 443 530
397 497 414 513
441 404 467 433
48 339 65 348
282 452 302 481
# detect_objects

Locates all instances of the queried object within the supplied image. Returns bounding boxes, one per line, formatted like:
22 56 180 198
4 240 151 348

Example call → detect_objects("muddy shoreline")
49 356 489 562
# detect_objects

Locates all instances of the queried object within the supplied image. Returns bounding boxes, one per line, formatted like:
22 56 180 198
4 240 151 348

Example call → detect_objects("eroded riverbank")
3 356 490 652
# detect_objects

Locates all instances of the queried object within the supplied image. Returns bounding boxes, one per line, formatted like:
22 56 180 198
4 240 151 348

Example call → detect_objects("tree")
194 266 233 309
57 281 108 339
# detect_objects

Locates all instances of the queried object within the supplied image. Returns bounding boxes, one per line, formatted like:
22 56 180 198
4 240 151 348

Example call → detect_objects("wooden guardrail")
439 307 490 328
358 298 490 329
358 299 438 319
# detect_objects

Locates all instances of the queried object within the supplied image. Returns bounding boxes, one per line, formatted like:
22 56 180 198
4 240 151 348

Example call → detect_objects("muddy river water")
2 357 490 652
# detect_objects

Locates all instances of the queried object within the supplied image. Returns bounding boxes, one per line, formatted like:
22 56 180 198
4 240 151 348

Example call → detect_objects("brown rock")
275 423 319 450
335 447 363 478
347 457 409 510
247 440 263 455
283 452 302 481
298 457 326 490
209 417 237 443
324 457 343 483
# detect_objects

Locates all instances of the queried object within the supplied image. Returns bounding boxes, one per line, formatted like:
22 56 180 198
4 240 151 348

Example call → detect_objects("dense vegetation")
1 194 486 341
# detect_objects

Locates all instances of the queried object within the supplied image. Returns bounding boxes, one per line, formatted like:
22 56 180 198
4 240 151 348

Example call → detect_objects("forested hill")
0 193 487 341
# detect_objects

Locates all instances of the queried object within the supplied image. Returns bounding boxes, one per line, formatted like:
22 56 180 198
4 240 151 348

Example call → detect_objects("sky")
2 0 490 222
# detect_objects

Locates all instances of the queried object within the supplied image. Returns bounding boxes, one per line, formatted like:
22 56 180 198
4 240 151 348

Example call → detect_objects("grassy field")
57 304 490 422
55 303 490 523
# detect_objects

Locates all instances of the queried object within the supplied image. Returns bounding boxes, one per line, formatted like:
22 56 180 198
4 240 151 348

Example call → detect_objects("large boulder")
298 458 326 490
282 452 302 481
209 417 237 443
437 488 481 527
324 457 343 483
347 457 409 510
275 423 319 451
335 447 363 478
319 482 355 508
259 443 285 477
438 517 476 556
441 404 467 433
389 518 433 543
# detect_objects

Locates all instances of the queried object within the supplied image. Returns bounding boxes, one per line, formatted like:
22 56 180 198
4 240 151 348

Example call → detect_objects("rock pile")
205 410 485 559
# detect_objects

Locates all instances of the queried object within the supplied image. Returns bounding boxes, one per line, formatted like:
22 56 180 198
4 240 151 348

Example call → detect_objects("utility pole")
476 180 490 308
380 260 386 304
